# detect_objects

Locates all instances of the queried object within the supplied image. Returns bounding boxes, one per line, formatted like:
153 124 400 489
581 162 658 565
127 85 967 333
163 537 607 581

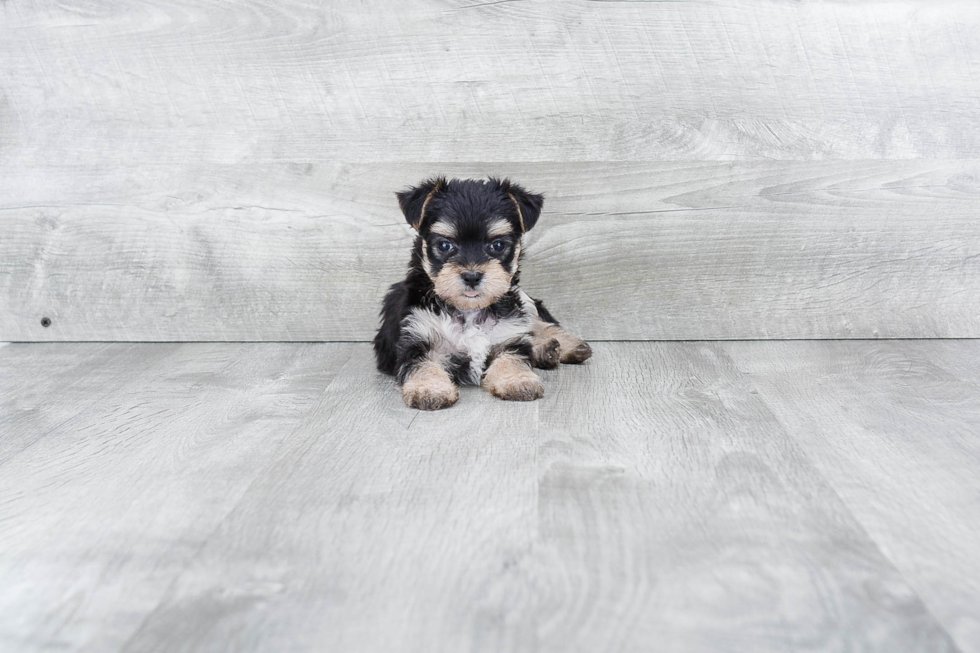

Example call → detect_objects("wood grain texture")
0 343 161 463
3 341 977 651
0 343 351 653
726 340 980 653
4 1 980 341
118 345 538 653
535 342 958 653
3 160 979 341
2 1 980 164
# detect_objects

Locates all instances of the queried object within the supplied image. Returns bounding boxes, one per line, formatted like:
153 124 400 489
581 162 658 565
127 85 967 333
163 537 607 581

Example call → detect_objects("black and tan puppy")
374 177 592 410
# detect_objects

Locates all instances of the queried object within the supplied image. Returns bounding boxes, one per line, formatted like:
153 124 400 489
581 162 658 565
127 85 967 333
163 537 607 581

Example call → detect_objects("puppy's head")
396 177 544 310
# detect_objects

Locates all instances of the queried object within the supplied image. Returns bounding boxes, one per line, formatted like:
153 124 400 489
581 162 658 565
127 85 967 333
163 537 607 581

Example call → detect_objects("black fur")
374 177 587 409
534 299 559 326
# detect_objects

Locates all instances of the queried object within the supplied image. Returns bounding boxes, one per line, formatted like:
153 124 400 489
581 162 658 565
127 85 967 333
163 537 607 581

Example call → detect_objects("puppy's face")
424 212 518 310
397 178 544 310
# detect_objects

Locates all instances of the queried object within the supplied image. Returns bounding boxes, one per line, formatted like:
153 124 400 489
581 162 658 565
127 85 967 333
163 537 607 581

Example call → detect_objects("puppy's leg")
532 319 592 364
401 361 459 410
524 296 592 366
530 335 561 369
396 340 458 411
531 321 592 366
482 338 544 401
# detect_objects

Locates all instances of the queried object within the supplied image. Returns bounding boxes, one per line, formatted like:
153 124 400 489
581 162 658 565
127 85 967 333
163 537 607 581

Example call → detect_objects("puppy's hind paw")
531 337 561 370
561 341 593 364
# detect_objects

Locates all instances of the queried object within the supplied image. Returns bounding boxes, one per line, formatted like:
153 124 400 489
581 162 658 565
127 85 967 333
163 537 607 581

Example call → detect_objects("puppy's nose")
461 270 484 287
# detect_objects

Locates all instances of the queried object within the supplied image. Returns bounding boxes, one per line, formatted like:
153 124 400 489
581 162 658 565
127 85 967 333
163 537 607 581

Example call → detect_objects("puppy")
373 177 592 410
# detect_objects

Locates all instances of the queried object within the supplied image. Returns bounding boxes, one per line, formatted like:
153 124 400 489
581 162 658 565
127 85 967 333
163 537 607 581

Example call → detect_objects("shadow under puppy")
374 177 592 410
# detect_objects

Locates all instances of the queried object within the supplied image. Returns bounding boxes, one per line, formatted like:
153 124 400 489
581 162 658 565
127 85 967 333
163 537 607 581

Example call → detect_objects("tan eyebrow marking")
487 218 514 238
429 221 457 238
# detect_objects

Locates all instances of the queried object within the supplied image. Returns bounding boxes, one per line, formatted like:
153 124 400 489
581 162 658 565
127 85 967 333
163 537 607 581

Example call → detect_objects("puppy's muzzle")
460 270 484 288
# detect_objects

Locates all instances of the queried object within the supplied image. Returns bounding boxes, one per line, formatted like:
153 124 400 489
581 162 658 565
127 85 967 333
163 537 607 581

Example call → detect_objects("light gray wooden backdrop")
2 0 979 341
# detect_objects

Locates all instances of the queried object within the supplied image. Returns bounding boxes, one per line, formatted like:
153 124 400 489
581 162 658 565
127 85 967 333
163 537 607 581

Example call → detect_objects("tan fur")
530 336 561 369
402 361 458 410
507 193 526 232
531 319 593 364
412 182 442 230
432 260 513 310
482 353 544 401
486 218 514 238
421 245 434 277
429 220 457 238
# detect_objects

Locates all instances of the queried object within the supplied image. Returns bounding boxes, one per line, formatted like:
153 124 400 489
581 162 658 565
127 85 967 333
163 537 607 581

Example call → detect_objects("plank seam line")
747 385 968 652
4 338 980 345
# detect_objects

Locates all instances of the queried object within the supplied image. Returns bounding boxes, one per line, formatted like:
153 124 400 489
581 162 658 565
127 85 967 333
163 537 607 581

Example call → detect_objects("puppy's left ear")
497 179 544 233
396 177 445 231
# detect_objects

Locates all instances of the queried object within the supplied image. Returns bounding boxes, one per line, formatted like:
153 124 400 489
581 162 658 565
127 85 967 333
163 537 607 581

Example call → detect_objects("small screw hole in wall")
40 317 51 328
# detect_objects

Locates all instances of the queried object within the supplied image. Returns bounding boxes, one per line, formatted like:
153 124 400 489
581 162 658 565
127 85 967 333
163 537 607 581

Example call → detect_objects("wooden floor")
2 341 979 653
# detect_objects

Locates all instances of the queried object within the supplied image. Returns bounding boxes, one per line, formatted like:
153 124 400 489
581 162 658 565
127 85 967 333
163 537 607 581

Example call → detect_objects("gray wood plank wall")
2 1 979 341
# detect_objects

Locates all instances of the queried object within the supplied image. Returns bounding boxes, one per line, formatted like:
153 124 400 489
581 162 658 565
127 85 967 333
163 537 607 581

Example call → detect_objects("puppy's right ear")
396 177 445 231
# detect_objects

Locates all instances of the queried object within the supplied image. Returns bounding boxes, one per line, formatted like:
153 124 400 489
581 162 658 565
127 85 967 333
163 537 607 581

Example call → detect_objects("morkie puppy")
374 177 592 410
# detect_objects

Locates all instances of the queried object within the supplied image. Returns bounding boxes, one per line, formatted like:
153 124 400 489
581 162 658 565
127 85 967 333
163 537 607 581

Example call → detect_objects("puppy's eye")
488 239 507 254
435 239 455 254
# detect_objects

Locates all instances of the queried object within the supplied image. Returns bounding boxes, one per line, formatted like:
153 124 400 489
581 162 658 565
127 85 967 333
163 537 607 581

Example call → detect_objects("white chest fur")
403 305 533 384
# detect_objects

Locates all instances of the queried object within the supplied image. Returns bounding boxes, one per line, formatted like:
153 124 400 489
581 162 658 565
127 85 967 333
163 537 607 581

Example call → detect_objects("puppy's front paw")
402 363 459 410
482 355 544 401
531 337 561 369
561 340 593 364
485 372 544 401
403 383 458 410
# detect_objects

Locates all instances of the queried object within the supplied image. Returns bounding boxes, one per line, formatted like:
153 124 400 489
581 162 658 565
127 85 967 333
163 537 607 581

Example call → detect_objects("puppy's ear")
496 178 544 233
396 177 446 231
